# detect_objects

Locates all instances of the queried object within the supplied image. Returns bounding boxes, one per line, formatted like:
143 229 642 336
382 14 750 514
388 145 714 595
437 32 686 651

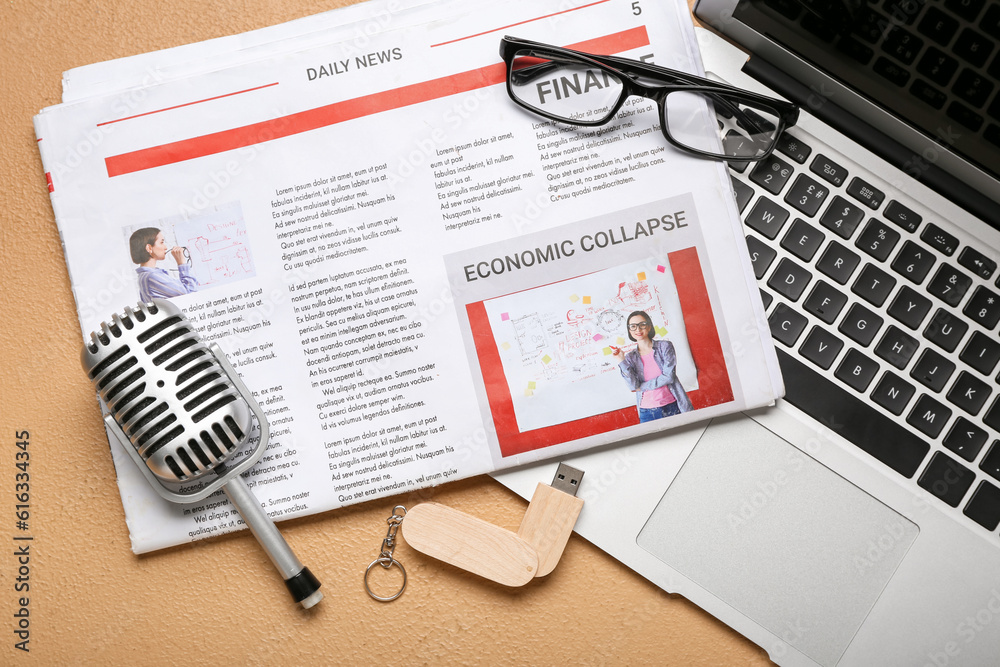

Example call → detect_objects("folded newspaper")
36 0 783 552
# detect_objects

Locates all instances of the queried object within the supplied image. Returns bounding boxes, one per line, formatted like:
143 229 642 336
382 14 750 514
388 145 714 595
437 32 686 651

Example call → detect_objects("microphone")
81 299 322 609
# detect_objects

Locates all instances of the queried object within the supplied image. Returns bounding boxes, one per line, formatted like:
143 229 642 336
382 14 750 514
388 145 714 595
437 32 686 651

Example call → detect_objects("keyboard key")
959 330 1000 374
883 199 922 233
923 308 969 352
979 439 1000 482
738 108 777 135
777 350 930 477
846 177 886 210
725 131 754 172
964 481 1000 530
872 370 917 415
775 132 812 163
875 325 919 368
918 452 974 507
853 7 885 44
853 263 898 306
947 100 984 131
916 47 960 87
818 241 862 284
745 197 790 239
958 246 996 279
907 394 953 438
840 302 884 346
920 223 959 256
799 325 844 370
746 235 776 279
918 7 959 45
984 5 1000 40
910 348 957 392
784 174 829 217
945 0 984 22
836 348 880 391
887 285 933 329
731 176 754 213
803 280 848 323
953 68 995 108
874 56 911 86
927 264 973 307
990 94 1000 121
781 218 826 261
882 26 924 65
910 79 948 110
769 302 808 346
810 154 849 187
953 27 995 68
947 371 992 415
988 123 1000 149
767 258 813 301
820 196 866 239
962 285 1000 328
760 289 773 309
856 219 901 261
944 417 989 462
892 240 937 283
750 154 794 194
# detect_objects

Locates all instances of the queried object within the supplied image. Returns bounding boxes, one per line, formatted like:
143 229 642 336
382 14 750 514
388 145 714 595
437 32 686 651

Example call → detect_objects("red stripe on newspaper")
45 172 54 193
96 82 280 127
104 27 649 177
429 0 613 48
468 247 734 459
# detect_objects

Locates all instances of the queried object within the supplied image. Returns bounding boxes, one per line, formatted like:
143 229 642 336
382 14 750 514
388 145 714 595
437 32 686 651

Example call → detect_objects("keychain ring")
364 556 407 602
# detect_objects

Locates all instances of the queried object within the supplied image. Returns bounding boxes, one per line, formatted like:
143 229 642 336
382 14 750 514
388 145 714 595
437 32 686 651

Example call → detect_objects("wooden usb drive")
399 464 585 586
401 502 539 586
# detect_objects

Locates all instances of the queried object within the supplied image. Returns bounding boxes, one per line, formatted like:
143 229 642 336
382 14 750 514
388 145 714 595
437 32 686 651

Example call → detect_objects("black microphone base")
285 567 323 609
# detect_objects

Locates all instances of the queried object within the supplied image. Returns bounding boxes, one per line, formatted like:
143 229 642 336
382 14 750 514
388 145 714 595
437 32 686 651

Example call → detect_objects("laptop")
495 1 1000 664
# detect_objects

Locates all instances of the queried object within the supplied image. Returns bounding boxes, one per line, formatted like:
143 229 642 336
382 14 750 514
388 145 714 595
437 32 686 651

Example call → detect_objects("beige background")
0 0 774 664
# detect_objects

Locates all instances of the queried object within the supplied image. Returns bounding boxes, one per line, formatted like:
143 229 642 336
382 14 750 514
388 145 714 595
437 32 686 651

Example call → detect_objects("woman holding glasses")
612 310 692 423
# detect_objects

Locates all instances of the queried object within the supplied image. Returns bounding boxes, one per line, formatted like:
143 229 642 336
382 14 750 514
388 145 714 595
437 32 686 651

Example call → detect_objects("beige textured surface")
0 0 774 663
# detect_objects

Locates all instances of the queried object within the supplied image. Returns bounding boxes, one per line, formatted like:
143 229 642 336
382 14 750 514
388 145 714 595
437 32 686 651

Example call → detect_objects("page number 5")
632 1 642 14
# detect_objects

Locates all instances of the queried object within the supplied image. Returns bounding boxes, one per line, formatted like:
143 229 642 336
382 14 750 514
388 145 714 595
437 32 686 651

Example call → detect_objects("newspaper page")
35 0 781 552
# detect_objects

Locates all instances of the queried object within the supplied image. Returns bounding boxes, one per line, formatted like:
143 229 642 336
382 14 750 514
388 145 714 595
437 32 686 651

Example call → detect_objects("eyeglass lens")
628 322 648 330
509 50 625 123
509 49 781 160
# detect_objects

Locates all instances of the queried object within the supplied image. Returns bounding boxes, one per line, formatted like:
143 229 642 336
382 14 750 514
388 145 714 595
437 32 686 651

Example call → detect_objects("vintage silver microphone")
81 299 322 609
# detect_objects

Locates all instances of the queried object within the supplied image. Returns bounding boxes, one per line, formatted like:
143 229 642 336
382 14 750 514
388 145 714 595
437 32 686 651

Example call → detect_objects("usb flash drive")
398 463 586 586
516 463 585 578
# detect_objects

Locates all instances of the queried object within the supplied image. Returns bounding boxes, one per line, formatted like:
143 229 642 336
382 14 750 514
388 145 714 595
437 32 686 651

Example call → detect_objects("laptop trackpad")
637 416 918 666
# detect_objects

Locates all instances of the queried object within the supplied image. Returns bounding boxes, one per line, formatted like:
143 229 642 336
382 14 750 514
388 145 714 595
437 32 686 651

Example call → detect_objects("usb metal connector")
550 463 585 496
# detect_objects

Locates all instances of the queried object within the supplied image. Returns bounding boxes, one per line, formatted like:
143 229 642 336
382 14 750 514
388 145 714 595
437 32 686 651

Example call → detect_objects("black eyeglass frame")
499 36 800 162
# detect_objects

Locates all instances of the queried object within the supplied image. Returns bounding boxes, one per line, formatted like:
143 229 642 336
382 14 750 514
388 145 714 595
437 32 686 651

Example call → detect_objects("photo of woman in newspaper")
129 227 200 302
611 310 692 423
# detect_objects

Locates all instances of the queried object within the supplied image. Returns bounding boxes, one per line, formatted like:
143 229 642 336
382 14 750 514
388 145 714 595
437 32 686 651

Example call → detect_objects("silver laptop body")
497 2 1000 664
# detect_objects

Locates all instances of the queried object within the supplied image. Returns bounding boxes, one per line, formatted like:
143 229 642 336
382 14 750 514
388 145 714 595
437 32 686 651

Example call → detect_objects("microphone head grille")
81 300 253 483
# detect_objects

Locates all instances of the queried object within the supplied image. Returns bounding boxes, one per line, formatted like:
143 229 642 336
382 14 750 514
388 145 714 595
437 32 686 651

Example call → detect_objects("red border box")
466 246 734 458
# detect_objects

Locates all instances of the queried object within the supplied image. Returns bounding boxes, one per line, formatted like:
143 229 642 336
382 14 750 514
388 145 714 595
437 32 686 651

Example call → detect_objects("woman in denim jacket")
612 310 692 423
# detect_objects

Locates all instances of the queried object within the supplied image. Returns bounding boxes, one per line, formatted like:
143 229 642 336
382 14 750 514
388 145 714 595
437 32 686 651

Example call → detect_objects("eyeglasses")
499 36 799 162
628 322 650 331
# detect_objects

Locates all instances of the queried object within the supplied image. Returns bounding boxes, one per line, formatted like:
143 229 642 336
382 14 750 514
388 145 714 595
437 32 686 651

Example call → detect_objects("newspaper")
35 0 782 552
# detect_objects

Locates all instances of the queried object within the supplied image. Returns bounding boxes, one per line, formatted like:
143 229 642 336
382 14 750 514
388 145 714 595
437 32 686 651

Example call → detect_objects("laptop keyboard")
731 128 1000 539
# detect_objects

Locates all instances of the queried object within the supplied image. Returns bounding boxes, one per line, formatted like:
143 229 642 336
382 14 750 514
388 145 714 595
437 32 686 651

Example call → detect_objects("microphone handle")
223 475 323 609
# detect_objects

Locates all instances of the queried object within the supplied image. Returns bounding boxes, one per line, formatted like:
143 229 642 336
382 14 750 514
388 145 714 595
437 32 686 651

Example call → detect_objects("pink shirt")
639 352 676 408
